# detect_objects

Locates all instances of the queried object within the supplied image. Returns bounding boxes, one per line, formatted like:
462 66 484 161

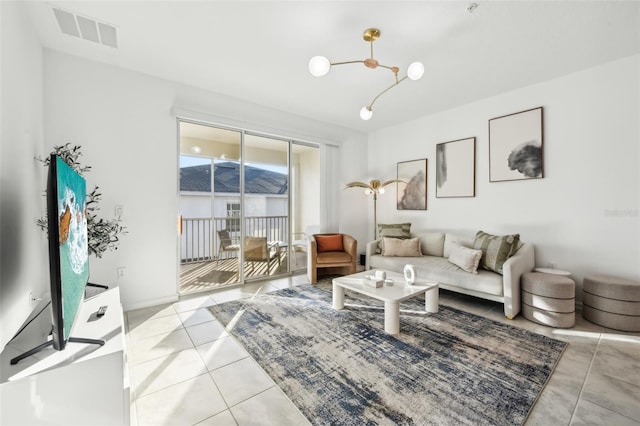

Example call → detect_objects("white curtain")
321 144 340 233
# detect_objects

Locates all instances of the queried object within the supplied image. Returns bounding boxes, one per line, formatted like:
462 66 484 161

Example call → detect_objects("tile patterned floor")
126 276 640 426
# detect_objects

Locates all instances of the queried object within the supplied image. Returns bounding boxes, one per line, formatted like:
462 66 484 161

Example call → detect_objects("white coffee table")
332 270 439 334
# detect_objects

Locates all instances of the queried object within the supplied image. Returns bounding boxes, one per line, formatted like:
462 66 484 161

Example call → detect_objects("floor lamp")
345 179 401 238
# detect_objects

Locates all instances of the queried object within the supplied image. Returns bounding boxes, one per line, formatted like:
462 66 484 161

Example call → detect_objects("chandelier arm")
330 60 366 67
377 64 398 72
367 75 409 109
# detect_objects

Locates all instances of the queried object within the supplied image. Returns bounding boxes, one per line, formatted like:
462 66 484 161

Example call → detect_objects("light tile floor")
126 276 640 426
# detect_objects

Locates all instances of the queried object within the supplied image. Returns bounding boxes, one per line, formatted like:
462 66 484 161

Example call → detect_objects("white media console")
0 287 129 425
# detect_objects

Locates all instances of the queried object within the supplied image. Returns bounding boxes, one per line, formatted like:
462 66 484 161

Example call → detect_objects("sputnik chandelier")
308 28 424 121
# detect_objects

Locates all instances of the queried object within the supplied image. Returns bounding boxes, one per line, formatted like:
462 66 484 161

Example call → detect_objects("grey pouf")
521 272 575 328
583 274 640 332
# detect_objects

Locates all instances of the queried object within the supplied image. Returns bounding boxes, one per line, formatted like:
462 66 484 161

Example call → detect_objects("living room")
1 1 638 425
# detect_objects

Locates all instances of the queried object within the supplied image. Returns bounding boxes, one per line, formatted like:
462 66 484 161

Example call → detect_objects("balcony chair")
307 233 357 284
216 229 240 265
244 236 281 272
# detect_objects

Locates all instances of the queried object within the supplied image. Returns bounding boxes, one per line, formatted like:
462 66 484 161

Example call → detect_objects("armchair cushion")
316 234 344 252
316 252 353 264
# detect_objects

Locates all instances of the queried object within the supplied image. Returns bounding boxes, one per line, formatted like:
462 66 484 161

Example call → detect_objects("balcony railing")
181 216 289 263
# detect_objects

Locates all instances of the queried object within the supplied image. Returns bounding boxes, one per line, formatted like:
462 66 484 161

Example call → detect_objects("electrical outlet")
117 267 126 279
27 291 43 310
115 205 124 219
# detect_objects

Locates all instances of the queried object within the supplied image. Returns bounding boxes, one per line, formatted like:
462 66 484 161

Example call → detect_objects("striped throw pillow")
473 230 520 275
376 223 411 253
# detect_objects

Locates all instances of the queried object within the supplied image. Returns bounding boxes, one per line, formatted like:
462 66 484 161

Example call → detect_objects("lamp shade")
308 56 331 77
360 106 373 120
407 62 425 81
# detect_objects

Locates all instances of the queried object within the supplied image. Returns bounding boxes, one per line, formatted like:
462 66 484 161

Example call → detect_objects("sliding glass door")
179 124 242 293
242 134 289 280
178 120 319 294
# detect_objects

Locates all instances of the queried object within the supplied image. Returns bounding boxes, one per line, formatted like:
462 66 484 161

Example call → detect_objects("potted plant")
36 144 126 258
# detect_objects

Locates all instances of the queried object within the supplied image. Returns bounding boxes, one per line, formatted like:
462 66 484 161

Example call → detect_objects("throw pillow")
448 243 483 274
381 237 422 257
376 223 411 253
473 230 520 275
315 234 343 252
415 232 445 257
443 233 475 258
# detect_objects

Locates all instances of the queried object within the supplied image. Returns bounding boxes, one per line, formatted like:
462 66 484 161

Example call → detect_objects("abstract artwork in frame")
436 137 476 198
397 159 427 210
489 107 543 182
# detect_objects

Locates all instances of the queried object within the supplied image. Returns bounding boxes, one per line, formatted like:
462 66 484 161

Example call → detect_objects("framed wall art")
397 158 427 210
489 106 543 182
436 137 476 198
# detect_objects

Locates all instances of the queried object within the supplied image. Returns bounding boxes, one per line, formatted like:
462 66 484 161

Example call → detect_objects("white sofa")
365 231 535 318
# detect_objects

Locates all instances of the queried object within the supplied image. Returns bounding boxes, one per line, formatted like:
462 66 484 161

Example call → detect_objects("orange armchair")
307 233 357 284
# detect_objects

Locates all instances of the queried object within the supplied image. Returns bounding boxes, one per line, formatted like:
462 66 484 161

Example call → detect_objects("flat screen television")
47 154 90 350
10 154 103 364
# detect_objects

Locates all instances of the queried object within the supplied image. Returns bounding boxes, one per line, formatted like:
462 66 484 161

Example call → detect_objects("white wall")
43 50 365 311
366 54 640 299
0 2 47 351
338 133 372 253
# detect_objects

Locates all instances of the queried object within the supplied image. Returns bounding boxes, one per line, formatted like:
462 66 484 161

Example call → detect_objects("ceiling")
23 1 640 133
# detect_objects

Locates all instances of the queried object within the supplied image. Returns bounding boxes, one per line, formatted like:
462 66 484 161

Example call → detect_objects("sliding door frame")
177 117 321 292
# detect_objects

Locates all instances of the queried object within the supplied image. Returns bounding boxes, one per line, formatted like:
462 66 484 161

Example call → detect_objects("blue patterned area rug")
208 281 567 426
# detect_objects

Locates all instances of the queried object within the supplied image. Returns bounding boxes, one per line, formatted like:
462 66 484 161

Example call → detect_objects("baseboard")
123 294 179 312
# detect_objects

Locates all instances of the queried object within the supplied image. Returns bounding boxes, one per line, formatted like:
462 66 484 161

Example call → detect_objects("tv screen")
47 154 90 350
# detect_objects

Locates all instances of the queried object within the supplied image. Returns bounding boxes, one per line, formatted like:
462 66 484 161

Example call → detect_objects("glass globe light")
407 62 425 81
379 188 385 195
360 106 373 120
308 56 331 77
364 189 372 195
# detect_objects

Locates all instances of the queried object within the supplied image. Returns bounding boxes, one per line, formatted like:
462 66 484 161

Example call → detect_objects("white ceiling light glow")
308 28 424 121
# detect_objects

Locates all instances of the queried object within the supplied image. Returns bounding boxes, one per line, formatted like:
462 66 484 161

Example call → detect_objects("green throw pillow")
473 230 520 275
376 223 411 254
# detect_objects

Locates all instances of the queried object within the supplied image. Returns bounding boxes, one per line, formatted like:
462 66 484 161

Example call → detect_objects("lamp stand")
373 191 378 240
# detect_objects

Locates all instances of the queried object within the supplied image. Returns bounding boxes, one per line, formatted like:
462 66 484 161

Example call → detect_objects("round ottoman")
521 272 575 328
582 275 640 332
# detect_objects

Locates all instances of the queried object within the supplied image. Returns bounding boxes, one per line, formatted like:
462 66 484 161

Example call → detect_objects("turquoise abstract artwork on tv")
56 156 89 340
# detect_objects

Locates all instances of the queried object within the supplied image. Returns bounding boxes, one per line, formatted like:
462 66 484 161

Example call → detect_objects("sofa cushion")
369 254 503 296
381 237 422 257
315 234 343 252
413 232 445 257
448 243 483 274
443 233 475 258
473 231 520 275
376 223 411 253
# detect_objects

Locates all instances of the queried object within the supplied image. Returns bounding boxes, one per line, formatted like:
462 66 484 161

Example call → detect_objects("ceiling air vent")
52 7 118 48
